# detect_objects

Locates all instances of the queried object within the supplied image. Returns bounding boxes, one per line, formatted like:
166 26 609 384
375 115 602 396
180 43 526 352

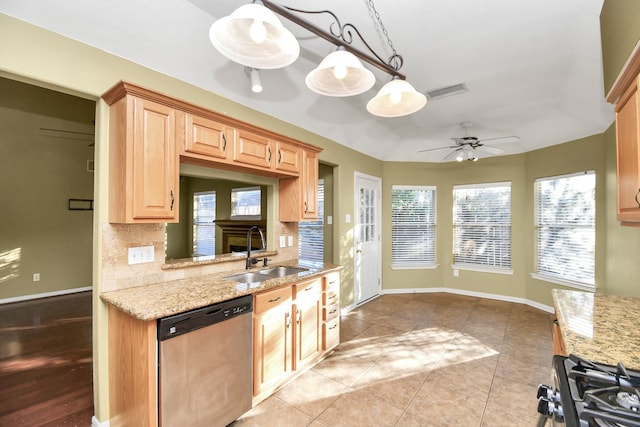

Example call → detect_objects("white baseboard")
92 415 109 427
381 287 554 313
0 286 92 305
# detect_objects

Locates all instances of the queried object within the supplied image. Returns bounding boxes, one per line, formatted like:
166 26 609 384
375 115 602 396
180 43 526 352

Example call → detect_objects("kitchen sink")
259 266 308 277
225 266 309 283
224 272 273 283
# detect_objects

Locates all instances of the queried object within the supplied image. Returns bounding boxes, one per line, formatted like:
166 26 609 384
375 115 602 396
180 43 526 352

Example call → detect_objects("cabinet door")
322 272 340 352
253 287 292 397
274 140 300 174
183 113 231 161
132 97 179 221
234 129 273 170
615 81 640 223
293 279 322 369
301 149 319 219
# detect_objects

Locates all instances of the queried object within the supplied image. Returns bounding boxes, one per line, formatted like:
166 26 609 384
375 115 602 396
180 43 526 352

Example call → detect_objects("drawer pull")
329 309 337 315
328 324 338 330
268 296 281 303
328 280 337 285
304 286 314 292
328 294 337 300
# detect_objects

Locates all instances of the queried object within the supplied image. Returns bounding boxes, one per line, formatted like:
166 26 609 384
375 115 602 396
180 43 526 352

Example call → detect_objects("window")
391 186 436 268
231 186 261 219
534 171 595 289
193 191 216 256
453 182 512 272
299 179 324 263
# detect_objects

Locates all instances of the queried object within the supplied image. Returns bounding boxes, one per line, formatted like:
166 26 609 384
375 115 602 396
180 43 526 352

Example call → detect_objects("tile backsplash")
101 222 298 292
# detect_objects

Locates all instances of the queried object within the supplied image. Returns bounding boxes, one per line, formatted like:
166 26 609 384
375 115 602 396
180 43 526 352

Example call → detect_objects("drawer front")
323 290 339 306
323 272 340 293
323 317 340 351
322 301 340 321
254 286 292 315
294 279 321 301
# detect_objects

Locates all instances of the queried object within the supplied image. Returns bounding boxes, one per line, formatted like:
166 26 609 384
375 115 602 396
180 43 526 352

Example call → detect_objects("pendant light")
366 76 427 117
209 1 300 69
305 47 375 97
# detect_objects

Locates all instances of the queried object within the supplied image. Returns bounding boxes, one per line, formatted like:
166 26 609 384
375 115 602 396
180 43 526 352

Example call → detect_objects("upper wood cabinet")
234 129 274 170
182 112 232 162
103 84 179 223
608 44 640 226
274 140 300 174
279 148 320 222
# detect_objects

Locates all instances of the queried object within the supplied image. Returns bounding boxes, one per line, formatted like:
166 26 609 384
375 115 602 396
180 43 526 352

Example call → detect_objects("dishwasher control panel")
157 294 253 341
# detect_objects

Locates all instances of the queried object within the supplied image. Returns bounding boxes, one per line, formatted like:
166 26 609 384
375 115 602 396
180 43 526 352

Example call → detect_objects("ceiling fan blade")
476 145 505 155
443 147 463 160
477 136 520 145
417 145 458 153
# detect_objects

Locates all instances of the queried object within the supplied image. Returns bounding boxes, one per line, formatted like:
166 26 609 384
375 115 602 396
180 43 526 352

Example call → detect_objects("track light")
249 68 263 93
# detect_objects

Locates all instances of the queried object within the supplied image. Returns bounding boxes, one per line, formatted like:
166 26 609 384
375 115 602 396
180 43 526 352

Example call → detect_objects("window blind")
193 191 216 257
299 179 324 263
534 171 595 287
391 186 436 267
453 182 511 269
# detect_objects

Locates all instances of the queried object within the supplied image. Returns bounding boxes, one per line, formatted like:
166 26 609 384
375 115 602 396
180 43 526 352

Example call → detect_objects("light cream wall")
0 77 95 300
600 0 640 93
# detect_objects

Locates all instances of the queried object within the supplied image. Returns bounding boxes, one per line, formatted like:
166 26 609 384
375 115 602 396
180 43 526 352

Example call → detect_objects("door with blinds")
354 172 381 305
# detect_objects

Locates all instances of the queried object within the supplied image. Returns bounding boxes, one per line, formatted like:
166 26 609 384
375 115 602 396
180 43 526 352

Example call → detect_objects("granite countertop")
552 289 640 369
101 260 342 321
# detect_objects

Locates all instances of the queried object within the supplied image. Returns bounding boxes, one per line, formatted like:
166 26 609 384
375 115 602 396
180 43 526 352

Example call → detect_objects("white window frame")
391 185 437 269
230 186 261 220
452 182 513 274
193 191 216 257
532 171 596 291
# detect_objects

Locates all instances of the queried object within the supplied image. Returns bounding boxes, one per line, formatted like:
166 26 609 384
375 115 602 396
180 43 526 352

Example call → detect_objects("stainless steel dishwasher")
157 295 253 427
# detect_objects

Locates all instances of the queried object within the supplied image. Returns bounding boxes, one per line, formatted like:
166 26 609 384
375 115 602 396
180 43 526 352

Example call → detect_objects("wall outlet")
327 215 333 225
345 214 351 224
33 273 40 282
128 245 155 265
279 236 286 248
288 235 294 247
453 269 459 277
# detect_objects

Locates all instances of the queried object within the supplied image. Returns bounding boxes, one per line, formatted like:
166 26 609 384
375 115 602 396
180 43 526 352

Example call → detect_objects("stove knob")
537 397 556 417
537 384 553 400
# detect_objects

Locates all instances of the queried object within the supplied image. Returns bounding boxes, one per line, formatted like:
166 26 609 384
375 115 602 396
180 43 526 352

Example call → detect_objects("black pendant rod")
261 0 406 80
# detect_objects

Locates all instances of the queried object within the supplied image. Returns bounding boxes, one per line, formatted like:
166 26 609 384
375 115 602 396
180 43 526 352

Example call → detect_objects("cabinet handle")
328 294 337 300
304 201 308 214
267 146 272 162
285 312 291 328
304 286 314 292
296 309 301 324
279 149 283 164
635 188 640 207
329 309 337 315
328 280 337 285
222 134 227 151
268 296 281 303
170 190 174 211
328 324 338 330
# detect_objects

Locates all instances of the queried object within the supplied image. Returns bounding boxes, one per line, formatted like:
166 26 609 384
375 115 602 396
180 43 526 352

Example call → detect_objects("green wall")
0 77 95 300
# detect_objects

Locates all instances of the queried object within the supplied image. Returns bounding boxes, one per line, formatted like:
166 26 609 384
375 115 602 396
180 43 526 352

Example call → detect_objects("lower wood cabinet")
252 272 340 403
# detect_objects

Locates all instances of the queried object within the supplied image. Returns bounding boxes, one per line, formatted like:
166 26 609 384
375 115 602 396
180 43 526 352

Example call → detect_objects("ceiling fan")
419 121 520 162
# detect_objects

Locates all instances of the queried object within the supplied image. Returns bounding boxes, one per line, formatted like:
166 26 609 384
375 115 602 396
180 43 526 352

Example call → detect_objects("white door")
354 172 382 305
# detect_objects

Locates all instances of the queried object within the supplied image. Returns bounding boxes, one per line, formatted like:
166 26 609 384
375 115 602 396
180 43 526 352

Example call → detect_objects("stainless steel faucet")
246 226 266 269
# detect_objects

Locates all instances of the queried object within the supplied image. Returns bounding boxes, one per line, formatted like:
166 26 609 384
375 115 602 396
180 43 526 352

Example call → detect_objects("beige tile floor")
234 292 554 427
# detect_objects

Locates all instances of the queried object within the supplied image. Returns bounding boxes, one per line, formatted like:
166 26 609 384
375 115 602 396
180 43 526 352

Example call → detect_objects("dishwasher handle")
158 294 253 341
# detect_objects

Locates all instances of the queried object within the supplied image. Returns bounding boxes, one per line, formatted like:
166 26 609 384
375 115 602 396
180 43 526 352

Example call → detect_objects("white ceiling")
0 0 614 162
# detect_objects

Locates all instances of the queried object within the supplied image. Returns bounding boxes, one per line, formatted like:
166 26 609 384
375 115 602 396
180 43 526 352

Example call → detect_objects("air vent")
426 83 468 100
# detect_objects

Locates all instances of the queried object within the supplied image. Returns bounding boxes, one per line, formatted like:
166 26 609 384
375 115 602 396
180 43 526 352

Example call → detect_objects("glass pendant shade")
209 3 300 69
305 48 375 97
366 77 427 117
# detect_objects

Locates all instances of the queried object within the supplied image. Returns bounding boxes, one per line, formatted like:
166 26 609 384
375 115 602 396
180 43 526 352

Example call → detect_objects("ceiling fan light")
305 48 376 97
209 2 300 69
367 77 427 117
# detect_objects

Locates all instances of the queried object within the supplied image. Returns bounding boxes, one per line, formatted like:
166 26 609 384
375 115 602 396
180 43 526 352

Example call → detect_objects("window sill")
451 263 513 275
391 263 439 270
530 273 595 292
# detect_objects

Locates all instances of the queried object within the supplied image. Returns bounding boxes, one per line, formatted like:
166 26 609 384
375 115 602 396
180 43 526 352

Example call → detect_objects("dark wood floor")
0 291 94 426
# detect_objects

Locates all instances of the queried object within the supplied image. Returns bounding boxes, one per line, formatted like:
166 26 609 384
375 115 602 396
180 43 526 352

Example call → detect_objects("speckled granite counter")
101 261 342 321
552 289 640 369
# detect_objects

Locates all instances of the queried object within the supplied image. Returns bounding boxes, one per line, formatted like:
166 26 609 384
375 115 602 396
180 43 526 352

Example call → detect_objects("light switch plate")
288 236 294 247
128 245 155 265
279 236 286 248
345 214 351 224
327 215 333 225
